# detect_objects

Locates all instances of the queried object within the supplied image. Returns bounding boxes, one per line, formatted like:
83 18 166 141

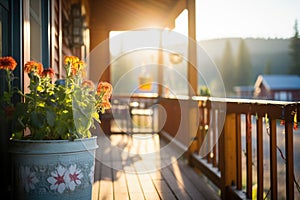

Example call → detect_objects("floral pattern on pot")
16 162 94 194
19 166 39 193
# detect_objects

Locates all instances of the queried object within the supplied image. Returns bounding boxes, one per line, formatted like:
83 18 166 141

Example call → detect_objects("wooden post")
157 30 164 97
285 106 294 200
187 0 197 97
186 0 199 161
221 113 237 199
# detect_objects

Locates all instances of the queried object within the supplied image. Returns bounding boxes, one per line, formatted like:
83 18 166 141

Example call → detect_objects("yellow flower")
64 56 79 65
71 61 86 77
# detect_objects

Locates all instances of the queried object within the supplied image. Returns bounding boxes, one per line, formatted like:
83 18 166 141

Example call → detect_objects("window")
30 0 42 61
275 91 292 101
0 1 9 95
0 1 9 56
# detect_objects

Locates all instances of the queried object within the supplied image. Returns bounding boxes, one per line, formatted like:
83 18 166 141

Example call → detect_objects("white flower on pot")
47 165 69 194
67 164 83 191
19 166 39 192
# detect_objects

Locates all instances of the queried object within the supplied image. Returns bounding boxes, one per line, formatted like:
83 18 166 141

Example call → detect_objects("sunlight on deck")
92 133 220 200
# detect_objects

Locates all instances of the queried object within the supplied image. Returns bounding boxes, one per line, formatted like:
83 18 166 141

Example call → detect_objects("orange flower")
0 56 17 71
97 81 113 96
82 80 95 90
24 61 43 75
98 101 111 110
41 68 55 78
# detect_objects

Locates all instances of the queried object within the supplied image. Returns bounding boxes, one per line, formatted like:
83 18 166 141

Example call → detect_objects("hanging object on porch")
294 109 298 130
138 68 152 91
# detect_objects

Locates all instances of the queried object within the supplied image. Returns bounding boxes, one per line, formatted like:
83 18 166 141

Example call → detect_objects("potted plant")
0 56 112 199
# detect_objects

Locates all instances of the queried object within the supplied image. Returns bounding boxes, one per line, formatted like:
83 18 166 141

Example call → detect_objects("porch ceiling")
90 0 187 31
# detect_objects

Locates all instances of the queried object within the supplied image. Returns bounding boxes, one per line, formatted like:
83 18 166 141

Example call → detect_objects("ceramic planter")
9 137 98 200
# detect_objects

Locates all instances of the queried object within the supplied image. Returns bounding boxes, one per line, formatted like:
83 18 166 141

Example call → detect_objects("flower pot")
9 137 98 200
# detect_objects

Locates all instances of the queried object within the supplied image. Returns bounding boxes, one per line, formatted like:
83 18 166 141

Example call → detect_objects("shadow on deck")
92 133 220 200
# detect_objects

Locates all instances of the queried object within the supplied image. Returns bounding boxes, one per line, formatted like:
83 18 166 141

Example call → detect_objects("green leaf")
46 110 55 127
30 111 45 129
11 131 23 139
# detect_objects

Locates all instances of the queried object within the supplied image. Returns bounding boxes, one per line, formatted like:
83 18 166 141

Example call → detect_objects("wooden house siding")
51 0 62 80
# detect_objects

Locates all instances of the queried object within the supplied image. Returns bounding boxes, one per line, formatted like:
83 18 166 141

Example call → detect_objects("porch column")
187 0 197 96
186 0 199 157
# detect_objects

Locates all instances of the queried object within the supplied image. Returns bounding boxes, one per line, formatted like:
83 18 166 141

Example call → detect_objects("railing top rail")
112 93 159 99
192 96 300 106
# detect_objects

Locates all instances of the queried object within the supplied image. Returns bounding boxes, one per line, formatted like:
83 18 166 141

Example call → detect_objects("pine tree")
220 39 235 94
264 61 272 74
236 39 252 85
289 20 300 75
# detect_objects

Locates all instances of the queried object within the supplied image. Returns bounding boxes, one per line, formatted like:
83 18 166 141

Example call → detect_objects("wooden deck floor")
92 133 220 200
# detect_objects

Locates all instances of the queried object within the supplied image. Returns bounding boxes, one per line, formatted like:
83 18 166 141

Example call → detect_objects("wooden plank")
160 164 192 200
166 159 207 199
124 165 145 200
177 160 220 200
133 161 160 200
140 155 176 200
94 133 220 200
92 160 101 200
152 180 177 200
99 163 114 200
112 161 129 200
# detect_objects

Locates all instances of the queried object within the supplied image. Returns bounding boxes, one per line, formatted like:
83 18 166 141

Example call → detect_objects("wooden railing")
160 97 300 200
105 95 299 199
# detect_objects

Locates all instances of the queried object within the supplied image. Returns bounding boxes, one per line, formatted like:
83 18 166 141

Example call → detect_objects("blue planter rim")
9 136 98 154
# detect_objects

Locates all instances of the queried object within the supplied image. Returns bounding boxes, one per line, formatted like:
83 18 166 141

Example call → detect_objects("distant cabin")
254 74 300 101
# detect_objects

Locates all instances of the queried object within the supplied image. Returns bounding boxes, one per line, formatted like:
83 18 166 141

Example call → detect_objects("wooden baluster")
270 118 278 200
212 109 217 167
285 106 294 199
246 113 252 199
206 104 211 162
207 109 213 164
236 114 242 190
257 116 264 200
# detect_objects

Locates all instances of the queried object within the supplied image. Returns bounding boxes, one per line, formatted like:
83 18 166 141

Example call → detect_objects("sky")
174 0 300 41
